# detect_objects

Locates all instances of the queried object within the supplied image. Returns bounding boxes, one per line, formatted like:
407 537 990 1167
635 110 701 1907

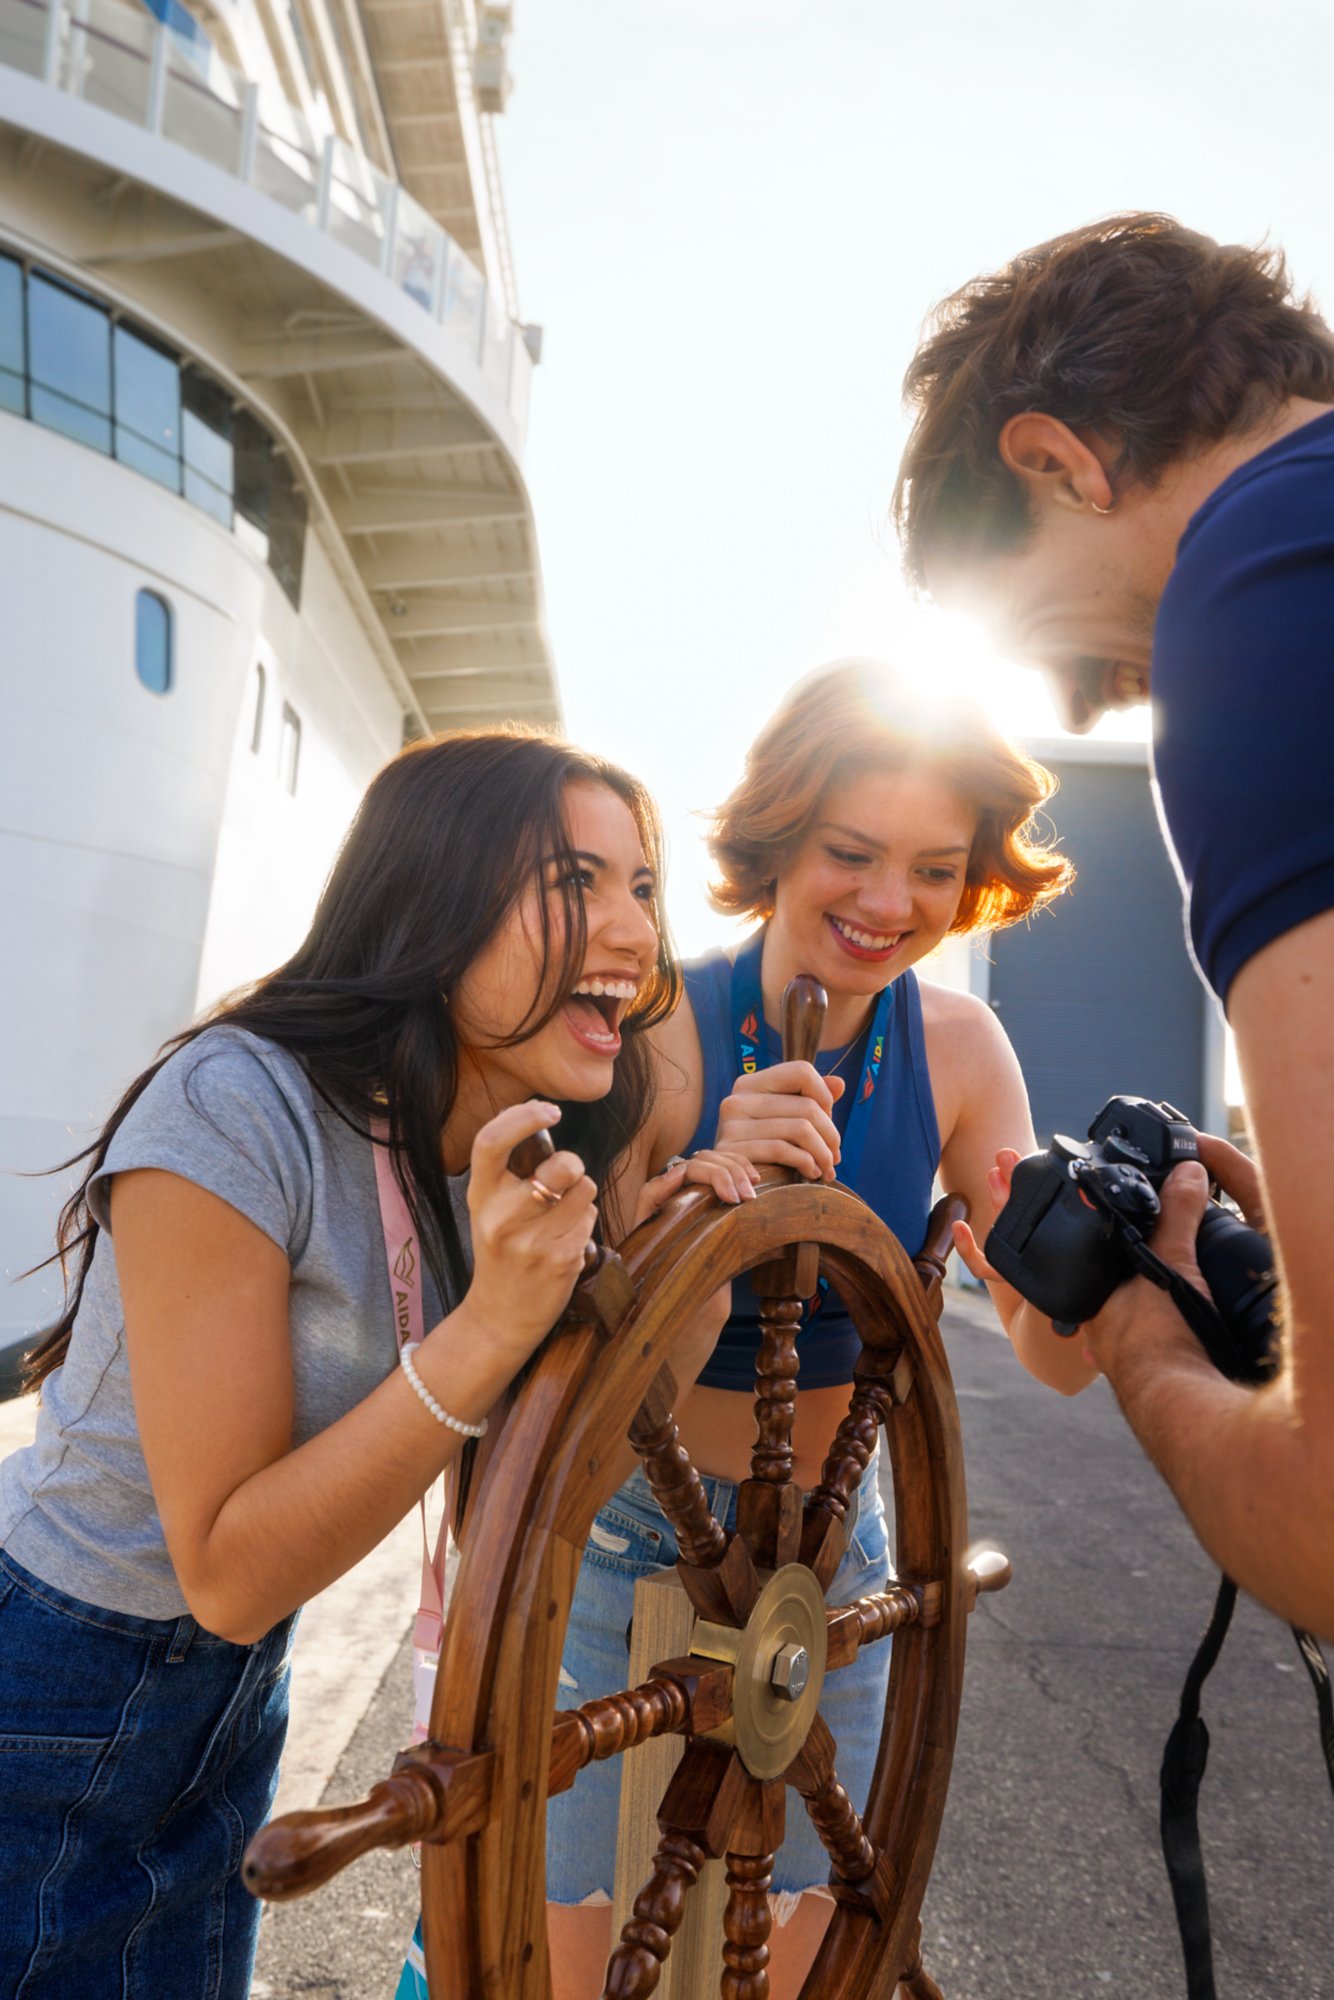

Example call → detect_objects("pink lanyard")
371 1124 448 1659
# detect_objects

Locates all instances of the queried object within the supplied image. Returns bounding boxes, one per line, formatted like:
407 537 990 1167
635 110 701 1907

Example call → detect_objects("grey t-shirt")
0 1027 460 1621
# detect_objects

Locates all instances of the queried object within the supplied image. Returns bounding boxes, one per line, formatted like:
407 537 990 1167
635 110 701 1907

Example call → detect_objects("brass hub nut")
771 1643 810 1701
692 1564 828 1778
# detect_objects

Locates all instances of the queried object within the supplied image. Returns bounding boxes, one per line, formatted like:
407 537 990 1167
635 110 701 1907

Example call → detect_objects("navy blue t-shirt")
1153 409 1334 1005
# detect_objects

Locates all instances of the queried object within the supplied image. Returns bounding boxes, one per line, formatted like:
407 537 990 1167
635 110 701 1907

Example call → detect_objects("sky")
495 0 1334 956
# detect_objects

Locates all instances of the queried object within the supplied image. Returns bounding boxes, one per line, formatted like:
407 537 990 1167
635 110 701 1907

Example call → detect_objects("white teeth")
832 917 902 952
572 979 638 1000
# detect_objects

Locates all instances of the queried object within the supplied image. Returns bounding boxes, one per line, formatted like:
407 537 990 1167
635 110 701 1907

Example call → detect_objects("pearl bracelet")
399 1341 488 1438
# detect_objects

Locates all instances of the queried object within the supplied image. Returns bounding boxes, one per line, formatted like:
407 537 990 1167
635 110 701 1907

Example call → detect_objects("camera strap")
1108 1220 1334 1995
1159 1581 1334 2000
1159 1575 1235 2000
1116 1222 1245 1379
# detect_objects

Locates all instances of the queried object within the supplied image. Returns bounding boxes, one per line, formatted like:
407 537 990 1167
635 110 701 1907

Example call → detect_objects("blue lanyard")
729 927 892 1194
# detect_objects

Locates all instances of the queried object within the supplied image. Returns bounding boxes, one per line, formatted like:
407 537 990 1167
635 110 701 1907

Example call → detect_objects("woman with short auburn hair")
545 660 1089 1999
708 656 1069 933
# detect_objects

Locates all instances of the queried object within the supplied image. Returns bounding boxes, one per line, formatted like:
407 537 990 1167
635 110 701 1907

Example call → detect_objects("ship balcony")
0 0 557 734
0 0 532 444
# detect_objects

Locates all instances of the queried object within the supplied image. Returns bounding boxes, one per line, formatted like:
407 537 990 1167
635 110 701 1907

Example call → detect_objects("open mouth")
826 915 907 962
561 976 639 1055
1063 657 1149 728
1105 661 1150 709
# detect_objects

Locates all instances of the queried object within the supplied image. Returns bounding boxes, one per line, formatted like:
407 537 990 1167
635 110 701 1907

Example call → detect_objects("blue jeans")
0 1552 294 1999
546 1452 892 1903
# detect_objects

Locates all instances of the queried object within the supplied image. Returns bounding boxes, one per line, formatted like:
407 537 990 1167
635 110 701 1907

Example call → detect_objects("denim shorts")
0 1551 294 1999
546 1451 892 1904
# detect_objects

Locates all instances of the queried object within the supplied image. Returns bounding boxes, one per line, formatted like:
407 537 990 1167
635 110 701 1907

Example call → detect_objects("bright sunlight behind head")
498 0 1316 958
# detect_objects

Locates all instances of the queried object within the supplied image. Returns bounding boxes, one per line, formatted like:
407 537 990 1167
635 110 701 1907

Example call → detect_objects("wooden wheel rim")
422 1176 969 2000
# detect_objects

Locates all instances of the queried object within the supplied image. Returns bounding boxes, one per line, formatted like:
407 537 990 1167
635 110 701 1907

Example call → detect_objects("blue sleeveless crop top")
682 936 942 1391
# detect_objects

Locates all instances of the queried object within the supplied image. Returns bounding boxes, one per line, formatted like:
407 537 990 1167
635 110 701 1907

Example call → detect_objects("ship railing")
0 0 533 436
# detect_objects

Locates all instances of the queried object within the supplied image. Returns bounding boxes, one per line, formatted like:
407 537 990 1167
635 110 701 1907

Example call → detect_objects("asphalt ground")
921 1294 1330 2000
252 1292 1332 1999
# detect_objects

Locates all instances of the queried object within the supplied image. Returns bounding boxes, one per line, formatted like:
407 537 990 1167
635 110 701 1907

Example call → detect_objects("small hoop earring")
1091 500 1115 517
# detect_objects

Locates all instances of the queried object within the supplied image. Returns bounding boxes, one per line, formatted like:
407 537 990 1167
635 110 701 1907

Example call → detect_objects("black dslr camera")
986 1095 1278 1382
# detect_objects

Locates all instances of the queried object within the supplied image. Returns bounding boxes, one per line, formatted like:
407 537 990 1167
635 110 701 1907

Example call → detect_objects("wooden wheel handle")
781 973 828 1068
242 1771 443 1902
507 1123 636 1336
965 1547 1013 1608
243 1747 495 1902
507 1126 603 1276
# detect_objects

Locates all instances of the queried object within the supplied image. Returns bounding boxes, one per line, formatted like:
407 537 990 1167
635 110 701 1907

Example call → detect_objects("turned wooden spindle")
851 1581 923 1649
783 1714 877 1887
600 1829 708 1998
548 1656 736 1800
807 1381 890 1521
559 1679 688 1776
750 1294 802 1487
799 1377 893 1584
629 1401 730 1568
799 1773 877 1885
729 975 828 1567
824 1581 926 1671
718 1776 784 2000
549 1653 737 1799
721 1852 774 2000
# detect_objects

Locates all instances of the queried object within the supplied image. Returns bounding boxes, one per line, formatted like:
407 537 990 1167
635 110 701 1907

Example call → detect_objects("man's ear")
998 413 1115 516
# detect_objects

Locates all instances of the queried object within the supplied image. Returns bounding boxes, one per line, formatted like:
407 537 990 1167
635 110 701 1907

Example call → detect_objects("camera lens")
1194 1205 1279 1382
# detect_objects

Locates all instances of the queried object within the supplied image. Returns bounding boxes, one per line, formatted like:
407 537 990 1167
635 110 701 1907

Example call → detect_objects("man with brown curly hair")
894 212 1334 1638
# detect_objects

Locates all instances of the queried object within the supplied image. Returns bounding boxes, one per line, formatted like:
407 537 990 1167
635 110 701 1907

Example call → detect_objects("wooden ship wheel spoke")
243 977 1013 2000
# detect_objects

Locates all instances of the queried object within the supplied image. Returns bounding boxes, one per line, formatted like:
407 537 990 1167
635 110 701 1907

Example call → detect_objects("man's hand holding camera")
1081 1134 1267 1406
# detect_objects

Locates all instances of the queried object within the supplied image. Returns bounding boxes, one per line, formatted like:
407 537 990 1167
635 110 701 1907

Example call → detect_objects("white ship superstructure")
0 0 555 1361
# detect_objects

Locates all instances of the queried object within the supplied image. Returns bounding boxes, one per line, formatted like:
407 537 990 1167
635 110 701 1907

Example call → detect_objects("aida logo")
393 1238 417 1287
860 1033 885 1101
739 1007 760 1074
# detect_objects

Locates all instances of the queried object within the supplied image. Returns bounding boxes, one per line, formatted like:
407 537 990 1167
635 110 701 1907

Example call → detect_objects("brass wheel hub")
691 1563 828 1779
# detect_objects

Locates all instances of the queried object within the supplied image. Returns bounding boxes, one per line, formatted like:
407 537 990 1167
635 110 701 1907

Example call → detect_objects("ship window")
268 455 308 607
113 324 180 494
181 370 234 526
0 255 24 416
279 701 301 794
250 661 266 752
135 590 173 695
234 409 272 560
4 257 306 611
28 273 112 454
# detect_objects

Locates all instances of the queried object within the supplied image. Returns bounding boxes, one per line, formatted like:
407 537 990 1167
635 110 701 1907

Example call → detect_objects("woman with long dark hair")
0 727 695 1999
545 663 1093 2000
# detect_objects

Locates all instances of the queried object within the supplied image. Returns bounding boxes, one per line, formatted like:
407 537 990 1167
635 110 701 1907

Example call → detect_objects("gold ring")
529 1177 562 1208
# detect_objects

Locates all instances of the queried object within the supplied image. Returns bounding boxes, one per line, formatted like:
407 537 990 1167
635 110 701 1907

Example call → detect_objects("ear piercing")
1091 500 1116 516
